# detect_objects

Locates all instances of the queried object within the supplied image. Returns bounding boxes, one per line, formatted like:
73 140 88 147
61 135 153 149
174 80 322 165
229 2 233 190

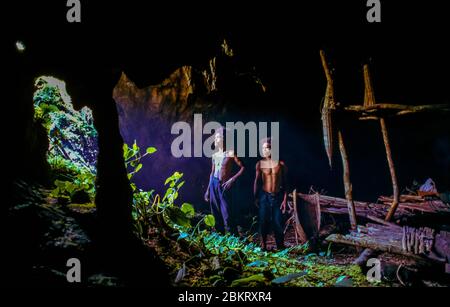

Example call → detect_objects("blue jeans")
209 177 233 233
259 191 285 249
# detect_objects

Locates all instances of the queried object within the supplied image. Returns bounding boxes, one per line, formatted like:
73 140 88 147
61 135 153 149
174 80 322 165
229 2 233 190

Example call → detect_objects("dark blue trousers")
259 191 285 249
209 177 232 233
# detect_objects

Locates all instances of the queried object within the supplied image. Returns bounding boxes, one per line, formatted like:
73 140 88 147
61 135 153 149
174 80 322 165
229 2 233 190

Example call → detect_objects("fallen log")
326 233 415 258
296 193 450 223
326 224 441 261
297 193 413 220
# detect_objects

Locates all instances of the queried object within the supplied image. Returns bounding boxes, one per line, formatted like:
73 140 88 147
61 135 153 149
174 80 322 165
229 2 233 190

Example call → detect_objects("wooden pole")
338 130 358 230
363 65 400 222
363 65 375 108
381 118 400 221
292 189 308 243
320 50 335 169
320 51 357 230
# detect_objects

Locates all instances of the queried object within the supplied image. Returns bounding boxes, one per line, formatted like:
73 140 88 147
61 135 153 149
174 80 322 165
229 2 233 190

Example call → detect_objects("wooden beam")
363 65 400 222
344 103 450 117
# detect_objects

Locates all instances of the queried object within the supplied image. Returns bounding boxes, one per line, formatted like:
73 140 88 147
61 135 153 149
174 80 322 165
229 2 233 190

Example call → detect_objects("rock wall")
113 49 265 209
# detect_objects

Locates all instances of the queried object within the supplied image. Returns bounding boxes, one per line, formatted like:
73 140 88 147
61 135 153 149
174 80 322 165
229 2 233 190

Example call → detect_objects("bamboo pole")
338 130 357 230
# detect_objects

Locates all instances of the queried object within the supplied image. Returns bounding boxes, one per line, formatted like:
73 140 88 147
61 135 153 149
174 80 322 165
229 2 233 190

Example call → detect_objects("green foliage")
181 203 195 218
50 170 96 202
170 228 378 287
124 140 157 186
48 155 80 177
124 141 210 239
33 84 63 127
34 76 98 174
124 140 158 238
131 189 156 237
204 215 216 227
230 274 267 287
33 76 98 205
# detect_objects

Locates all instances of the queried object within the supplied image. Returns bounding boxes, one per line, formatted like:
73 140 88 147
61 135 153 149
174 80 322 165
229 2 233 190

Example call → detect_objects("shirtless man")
254 138 288 250
204 128 245 234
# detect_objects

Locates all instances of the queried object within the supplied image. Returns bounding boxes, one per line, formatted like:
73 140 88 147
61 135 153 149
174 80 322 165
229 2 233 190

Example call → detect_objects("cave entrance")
33 76 98 208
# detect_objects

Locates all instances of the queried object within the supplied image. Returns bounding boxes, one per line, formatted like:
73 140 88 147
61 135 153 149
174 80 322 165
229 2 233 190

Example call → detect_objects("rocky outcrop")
113 43 266 205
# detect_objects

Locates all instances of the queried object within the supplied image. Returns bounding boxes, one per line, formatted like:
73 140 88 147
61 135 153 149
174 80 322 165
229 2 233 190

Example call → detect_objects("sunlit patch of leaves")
33 76 98 204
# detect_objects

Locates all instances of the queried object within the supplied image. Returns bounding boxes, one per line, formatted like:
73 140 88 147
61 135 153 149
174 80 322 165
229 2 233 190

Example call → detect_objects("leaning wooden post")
381 118 400 221
320 50 357 230
292 189 308 244
363 65 400 221
320 50 335 169
338 130 357 230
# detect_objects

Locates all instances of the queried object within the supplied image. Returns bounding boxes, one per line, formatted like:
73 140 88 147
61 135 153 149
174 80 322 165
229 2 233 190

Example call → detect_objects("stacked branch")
295 192 450 222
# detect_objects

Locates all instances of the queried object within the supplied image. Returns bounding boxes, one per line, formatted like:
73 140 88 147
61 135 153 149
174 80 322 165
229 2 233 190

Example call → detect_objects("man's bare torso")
259 160 284 193
213 150 235 182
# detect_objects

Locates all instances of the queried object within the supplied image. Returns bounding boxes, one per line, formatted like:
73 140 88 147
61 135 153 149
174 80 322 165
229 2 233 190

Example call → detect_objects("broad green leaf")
172 191 179 201
146 147 157 154
124 148 133 161
181 203 195 218
167 207 191 228
177 181 185 190
135 163 143 173
205 214 216 227
162 187 173 202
